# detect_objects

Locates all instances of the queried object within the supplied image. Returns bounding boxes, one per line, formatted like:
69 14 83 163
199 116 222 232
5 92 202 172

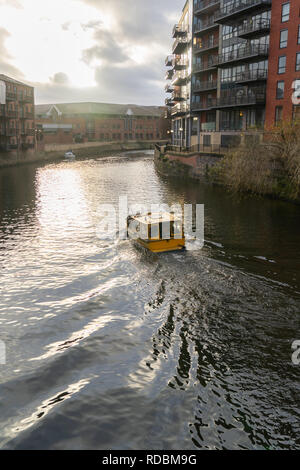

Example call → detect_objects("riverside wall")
0 140 165 169
154 146 222 181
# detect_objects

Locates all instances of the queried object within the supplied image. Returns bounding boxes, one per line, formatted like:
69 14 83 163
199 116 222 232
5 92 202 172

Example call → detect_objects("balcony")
19 95 34 103
165 55 173 66
194 15 219 34
21 142 35 150
7 110 18 118
194 0 220 16
172 24 188 38
216 0 272 25
193 80 217 92
191 99 216 111
194 39 219 54
238 19 270 39
165 83 174 93
235 68 268 84
172 70 190 86
6 92 17 101
165 97 175 107
215 87 266 109
21 128 35 136
172 57 188 70
217 44 269 67
171 103 189 116
172 92 187 102
6 144 18 150
201 122 216 131
165 69 174 81
19 112 34 119
6 128 17 136
172 36 189 54
193 57 218 73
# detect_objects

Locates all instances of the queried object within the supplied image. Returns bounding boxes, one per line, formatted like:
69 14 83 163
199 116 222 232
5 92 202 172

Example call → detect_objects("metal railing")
172 70 190 85
216 88 266 107
216 0 272 21
7 110 18 118
171 103 189 115
194 15 219 33
193 80 217 92
218 44 269 65
194 39 219 53
191 99 217 110
6 128 17 136
165 143 228 155
19 95 33 103
165 69 174 80
172 36 189 54
238 19 270 37
165 83 174 93
193 57 218 73
221 69 268 84
172 57 188 69
172 92 187 101
172 24 188 37
6 92 17 101
194 0 220 15
165 98 175 106
165 55 173 66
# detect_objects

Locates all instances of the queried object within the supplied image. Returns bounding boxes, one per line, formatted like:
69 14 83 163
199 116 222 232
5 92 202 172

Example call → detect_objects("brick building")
35 102 170 147
0 74 35 154
165 0 300 149
265 1 300 127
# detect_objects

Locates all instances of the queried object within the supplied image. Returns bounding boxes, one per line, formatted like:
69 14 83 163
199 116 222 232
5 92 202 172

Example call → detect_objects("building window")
296 52 300 71
282 2 290 23
276 81 285 99
280 29 288 48
278 56 286 74
275 106 283 124
203 135 211 146
298 25 300 44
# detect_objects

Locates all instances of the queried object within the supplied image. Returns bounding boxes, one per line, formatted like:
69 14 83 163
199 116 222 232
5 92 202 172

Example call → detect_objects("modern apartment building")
165 0 300 149
0 74 35 153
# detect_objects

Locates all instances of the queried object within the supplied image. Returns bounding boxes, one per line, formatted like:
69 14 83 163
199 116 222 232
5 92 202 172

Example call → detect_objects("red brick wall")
0 79 35 151
265 0 300 128
36 112 169 146
167 153 198 168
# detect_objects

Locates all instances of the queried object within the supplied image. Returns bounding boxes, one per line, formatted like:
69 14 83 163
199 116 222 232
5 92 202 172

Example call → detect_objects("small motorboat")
64 151 76 159
127 212 185 253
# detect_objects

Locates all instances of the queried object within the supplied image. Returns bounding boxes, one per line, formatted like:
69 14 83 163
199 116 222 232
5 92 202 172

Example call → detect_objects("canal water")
0 151 299 450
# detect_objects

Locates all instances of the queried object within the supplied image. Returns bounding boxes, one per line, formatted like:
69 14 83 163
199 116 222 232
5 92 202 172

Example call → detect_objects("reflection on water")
0 152 299 450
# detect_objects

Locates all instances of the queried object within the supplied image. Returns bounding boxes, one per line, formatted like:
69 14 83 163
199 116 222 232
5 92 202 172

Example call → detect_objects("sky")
0 0 184 105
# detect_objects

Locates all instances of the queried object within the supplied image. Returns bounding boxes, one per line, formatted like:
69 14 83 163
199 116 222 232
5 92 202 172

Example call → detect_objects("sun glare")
1 0 113 88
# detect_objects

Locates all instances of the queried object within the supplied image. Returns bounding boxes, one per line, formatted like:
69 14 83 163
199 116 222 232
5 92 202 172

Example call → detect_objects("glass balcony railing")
216 0 272 23
218 44 269 66
193 80 217 92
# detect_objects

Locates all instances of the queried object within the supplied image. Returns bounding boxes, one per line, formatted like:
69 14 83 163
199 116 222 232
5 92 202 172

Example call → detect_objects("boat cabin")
127 212 185 253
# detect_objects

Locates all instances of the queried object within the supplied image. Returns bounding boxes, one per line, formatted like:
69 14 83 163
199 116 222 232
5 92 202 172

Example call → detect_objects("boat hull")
133 237 185 253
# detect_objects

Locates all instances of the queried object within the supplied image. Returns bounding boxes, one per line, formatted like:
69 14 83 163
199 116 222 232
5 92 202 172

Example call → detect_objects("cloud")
0 0 22 8
82 28 129 65
0 0 184 105
0 27 24 78
80 0 183 46
50 72 70 85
